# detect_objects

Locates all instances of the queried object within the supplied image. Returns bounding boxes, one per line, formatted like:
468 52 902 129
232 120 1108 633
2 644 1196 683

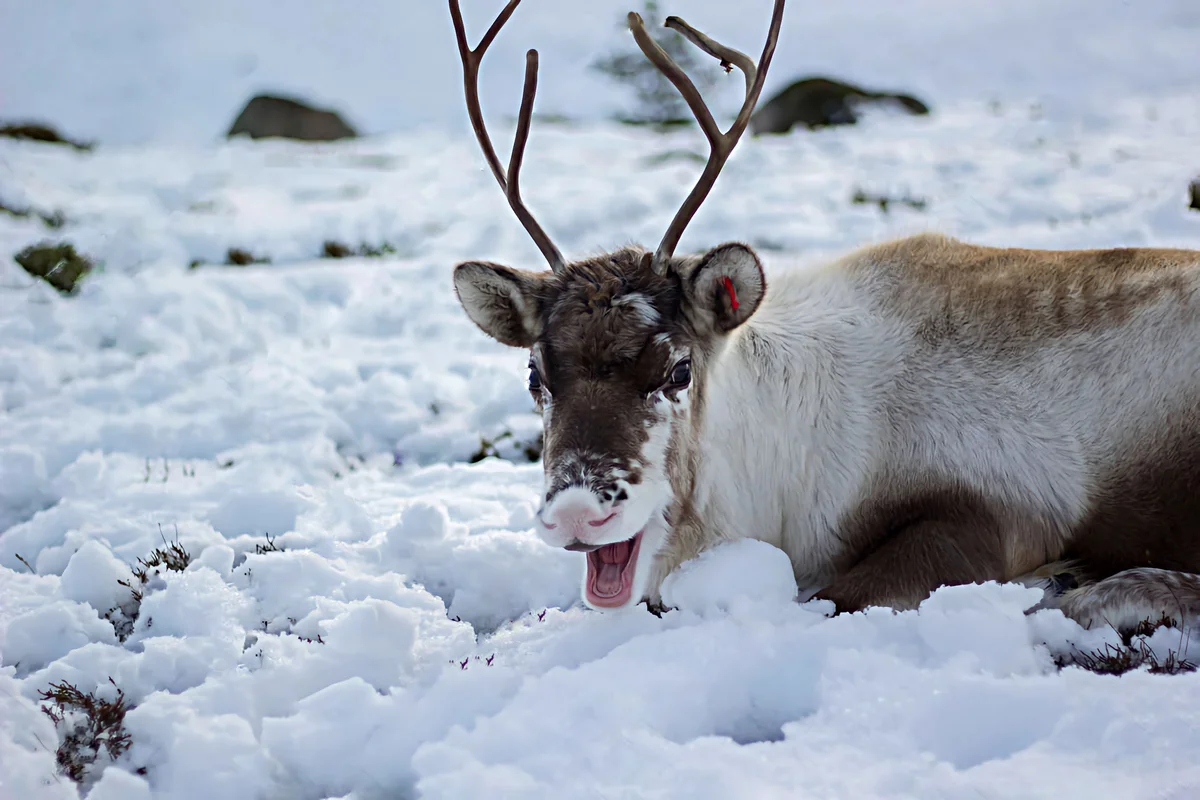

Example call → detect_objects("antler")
628 1 786 274
449 0 566 272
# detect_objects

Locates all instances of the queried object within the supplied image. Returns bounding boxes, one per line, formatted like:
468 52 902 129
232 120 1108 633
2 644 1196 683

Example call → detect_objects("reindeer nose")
540 491 618 541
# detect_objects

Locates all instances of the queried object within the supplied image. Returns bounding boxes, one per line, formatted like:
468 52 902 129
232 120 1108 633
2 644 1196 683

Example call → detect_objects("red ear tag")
721 276 739 311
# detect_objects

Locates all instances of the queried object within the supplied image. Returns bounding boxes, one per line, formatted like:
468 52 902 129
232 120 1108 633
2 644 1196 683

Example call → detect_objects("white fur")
688 261 902 587
514 236 1200 614
1054 567 1200 632
646 241 1200 601
614 293 660 326
534 335 683 609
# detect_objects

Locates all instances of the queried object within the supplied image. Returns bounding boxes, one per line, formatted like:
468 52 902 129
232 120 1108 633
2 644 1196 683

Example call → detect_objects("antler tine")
663 16 756 96
629 0 786 274
449 0 566 272
627 13 723 151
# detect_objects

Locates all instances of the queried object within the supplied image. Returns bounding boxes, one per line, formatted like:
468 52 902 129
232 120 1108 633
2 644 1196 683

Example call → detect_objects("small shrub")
188 248 271 269
1065 641 1145 676
469 430 543 464
359 241 397 258
255 532 285 554
1127 612 1178 644
322 239 354 259
1054 614 1196 676
107 531 192 641
38 678 133 784
13 241 93 293
136 540 191 576
1146 648 1197 675
850 188 928 214
1061 639 1196 676
225 247 270 266
321 239 397 259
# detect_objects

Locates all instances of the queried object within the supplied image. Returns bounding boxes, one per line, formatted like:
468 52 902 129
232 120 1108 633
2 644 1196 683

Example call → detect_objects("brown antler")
628 0 786 274
449 0 565 272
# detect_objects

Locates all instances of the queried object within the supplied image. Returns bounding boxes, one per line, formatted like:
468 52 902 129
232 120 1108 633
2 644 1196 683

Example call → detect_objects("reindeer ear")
681 243 766 333
453 261 548 348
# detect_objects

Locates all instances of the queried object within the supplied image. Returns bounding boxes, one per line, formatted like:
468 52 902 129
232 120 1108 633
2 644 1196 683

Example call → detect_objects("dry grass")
105 529 192 641
1055 614 1196 676
255 532 285 554
37 678 133 784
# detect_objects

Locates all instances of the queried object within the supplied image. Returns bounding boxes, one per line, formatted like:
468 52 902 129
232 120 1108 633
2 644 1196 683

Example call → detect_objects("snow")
2 0 1199 146
3 1 1200 798
661 538 800 616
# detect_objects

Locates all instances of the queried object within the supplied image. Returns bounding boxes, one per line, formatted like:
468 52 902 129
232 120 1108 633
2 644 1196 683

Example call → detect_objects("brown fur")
447 0 1200 633
815 485 1006 612
1068 425 1200 578
799 234 1200 622
456 230 1200 635
818 480 1071 613
458 248 700 502
854 234 1199 344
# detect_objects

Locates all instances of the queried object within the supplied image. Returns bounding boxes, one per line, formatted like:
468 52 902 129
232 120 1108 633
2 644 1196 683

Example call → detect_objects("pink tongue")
594 540 632 597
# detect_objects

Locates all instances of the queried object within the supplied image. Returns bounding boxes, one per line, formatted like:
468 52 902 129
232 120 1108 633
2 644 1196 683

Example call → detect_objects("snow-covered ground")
3 0 1200 145
4 1 1200 798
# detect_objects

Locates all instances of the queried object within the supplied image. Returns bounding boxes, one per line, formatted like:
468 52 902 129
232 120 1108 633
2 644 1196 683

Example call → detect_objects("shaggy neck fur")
650 260 895 600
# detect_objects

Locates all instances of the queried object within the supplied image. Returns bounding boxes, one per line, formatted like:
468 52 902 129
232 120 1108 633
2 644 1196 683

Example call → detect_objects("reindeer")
447 0 1200 634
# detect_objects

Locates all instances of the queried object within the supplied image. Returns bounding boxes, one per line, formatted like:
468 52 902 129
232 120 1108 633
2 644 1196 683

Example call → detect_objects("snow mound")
662 538 799 616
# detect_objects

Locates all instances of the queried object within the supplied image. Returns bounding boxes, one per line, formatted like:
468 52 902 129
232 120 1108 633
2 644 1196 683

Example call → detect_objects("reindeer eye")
528 365 542 392
668 360 691 387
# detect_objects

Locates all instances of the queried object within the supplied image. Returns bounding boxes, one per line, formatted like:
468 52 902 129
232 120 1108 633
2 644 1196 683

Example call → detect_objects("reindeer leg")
814 509 1007 614
1051 567 1200 635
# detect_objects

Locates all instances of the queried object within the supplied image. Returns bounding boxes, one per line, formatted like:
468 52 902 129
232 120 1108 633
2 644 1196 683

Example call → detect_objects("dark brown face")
453 242 766 610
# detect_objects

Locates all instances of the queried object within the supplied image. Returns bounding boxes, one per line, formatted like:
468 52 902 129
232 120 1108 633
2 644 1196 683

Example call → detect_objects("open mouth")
585 531 643 608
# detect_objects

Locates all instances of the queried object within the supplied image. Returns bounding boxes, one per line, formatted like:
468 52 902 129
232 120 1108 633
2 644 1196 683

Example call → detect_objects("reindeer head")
448 0 785 610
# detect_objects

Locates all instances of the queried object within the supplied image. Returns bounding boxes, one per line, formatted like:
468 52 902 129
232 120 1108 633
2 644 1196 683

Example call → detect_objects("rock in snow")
750 76 931 134
226 94 357 142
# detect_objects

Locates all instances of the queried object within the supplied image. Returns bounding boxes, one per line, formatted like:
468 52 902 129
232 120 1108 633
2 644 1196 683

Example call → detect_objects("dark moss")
321 239 397 259
469 430 544 464
322 239 354 259
851 188 928 214
13 242 93 293
225 247 270 266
